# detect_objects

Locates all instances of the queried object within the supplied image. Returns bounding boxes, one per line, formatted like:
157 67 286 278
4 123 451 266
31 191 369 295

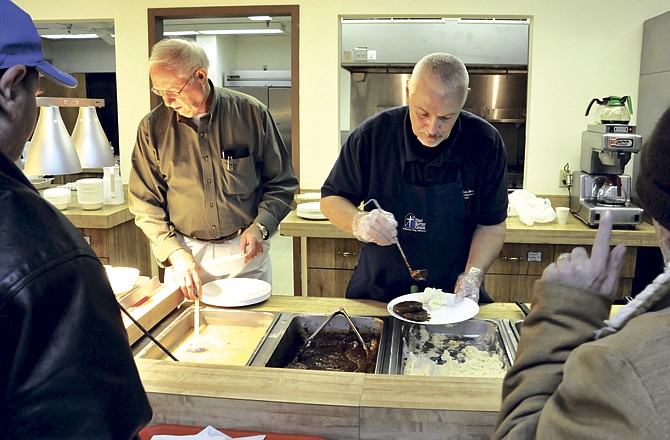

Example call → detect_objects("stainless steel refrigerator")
225 70 292 157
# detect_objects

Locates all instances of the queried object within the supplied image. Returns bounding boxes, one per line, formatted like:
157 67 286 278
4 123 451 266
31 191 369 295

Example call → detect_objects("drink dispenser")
103 165 124 205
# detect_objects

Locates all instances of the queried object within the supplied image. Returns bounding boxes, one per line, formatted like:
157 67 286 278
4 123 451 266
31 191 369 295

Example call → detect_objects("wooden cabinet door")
307 268 352 297
489 243 554 275
554 244 637 298
307 238 361 269
485 274 540 303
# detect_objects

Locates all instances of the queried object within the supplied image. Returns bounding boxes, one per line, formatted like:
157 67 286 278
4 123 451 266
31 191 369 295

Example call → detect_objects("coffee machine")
570 123 643 228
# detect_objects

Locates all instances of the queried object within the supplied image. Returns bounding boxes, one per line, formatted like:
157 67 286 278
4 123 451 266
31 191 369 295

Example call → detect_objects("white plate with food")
201 278 272 307
387 289 479 325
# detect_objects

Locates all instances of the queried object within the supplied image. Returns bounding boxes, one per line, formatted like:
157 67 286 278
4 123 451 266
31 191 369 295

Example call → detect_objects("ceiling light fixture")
248 15 273 21
199 28 283 35
164 30 199 36
41 33 99 40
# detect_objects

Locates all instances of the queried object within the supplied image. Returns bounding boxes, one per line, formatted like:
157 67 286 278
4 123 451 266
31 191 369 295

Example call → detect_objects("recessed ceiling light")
41 34 99 40
164 31 199 36
199 29 283 35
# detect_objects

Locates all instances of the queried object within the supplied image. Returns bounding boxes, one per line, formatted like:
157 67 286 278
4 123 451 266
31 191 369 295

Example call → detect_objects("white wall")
41 38 115 73
17 0 670 195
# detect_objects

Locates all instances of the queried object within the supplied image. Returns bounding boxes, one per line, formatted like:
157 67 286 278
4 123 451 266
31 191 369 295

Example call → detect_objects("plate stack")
43 187 71 210
296 201 327 220
76 178 104 210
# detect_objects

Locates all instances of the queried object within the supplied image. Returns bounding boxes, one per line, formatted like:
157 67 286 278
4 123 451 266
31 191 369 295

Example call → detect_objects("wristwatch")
255 222 269 240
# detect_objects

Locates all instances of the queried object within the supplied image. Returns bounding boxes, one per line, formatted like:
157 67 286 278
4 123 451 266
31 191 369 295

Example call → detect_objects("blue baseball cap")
0 0 77 88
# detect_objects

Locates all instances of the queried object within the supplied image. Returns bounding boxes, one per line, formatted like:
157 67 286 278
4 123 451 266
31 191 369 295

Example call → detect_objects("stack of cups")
76 178 104 210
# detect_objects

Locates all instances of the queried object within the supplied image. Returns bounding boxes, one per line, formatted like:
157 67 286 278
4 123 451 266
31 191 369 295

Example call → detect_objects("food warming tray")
387 318 516 377
249 313 392 374
135 307 280 365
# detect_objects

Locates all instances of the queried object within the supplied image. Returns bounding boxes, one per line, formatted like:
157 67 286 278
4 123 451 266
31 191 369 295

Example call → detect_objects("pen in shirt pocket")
222 152 234 171
221 147 250 171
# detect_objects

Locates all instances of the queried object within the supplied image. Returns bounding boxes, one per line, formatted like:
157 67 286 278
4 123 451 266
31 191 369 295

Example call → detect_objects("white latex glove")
455 267 482 303
352 208 398 246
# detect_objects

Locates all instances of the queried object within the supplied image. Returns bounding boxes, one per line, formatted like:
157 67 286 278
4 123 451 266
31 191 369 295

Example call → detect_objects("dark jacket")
0 151 152 439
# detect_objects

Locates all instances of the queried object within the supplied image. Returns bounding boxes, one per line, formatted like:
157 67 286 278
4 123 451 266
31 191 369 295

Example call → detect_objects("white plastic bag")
507 190 556 226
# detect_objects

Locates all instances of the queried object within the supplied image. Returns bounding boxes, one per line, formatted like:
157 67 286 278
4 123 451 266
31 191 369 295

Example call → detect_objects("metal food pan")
250 313 391 374
388 318 515 377
135 307 280 366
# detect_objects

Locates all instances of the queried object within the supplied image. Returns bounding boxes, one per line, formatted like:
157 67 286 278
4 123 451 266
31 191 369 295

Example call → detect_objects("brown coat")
492 279 670 439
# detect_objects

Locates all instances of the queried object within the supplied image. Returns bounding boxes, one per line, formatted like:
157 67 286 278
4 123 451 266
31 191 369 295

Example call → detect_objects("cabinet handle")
337 251 358 257
501 256 525 262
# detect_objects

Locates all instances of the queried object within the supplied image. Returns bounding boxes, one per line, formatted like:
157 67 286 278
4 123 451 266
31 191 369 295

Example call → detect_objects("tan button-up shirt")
129 84 298 264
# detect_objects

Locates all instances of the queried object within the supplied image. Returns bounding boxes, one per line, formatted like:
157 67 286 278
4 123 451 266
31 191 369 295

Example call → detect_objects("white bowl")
104 265 140 295
44 187 71 199
47 200 70 210
201 253 246 276
79 200 103 210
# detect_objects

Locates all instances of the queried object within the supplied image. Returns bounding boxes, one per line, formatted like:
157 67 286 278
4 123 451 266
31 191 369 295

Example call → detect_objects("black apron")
346 154 493 303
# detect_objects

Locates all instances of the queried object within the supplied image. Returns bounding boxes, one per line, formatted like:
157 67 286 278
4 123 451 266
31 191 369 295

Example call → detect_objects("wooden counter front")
137 296 526 440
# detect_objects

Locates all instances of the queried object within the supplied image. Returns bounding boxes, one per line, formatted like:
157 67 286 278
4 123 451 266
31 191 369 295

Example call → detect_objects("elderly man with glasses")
129 38 298 300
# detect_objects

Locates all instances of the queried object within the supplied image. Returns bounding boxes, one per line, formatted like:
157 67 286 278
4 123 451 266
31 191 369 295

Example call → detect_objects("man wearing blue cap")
0 1 152 438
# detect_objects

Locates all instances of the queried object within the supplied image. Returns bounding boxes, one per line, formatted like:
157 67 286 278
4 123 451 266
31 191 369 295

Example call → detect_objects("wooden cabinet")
78 221 152 276
283 211 658 302
305 239 639 302
486 243 637 302
306 238 360 297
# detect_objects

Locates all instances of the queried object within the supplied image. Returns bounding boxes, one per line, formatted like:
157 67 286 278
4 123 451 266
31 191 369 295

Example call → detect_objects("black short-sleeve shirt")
321 106 508 227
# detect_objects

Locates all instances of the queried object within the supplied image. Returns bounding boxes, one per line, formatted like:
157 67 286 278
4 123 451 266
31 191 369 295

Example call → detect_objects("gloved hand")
352 208 398 245
455 267 482 303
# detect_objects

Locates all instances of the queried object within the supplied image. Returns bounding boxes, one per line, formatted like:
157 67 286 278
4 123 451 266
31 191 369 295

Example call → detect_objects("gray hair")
408 53 469 104
148 38 210 75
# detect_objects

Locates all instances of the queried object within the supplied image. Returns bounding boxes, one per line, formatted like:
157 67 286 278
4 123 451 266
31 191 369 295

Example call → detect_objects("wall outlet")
558 170 570 188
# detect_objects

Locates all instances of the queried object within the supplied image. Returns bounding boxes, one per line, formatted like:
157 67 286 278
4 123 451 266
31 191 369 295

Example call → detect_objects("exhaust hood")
341 17 529 70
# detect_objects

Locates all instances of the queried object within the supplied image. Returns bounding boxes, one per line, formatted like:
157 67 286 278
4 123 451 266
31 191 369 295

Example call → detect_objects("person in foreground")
0 1 152 437
320 53 507 303
492 106 670 439
129 38 298 300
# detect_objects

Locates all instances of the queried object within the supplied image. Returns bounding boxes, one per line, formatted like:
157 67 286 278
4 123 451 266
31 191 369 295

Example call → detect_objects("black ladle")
365 199 428 282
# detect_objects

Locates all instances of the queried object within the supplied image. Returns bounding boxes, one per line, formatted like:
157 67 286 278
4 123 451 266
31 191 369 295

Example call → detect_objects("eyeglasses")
151 69 199 98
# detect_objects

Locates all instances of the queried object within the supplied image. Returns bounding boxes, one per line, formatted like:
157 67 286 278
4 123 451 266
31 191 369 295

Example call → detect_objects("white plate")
201 253 246 276
201 278 272 307
387 292 479 325
296 202 327 220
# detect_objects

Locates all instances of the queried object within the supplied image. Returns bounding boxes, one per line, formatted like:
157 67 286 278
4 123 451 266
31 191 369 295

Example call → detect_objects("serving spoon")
188 298 207 353
365 199 428 282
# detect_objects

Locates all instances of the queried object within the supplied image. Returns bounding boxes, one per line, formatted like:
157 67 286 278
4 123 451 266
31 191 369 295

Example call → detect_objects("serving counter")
280 210 659 301
136 296 529 440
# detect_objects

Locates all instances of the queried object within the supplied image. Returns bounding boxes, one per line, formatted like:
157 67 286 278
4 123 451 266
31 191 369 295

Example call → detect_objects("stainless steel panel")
225 85 292 157
640 10 670 75
269 86 292 155
341 19 529 67
349 71 527 187
227 85 268 106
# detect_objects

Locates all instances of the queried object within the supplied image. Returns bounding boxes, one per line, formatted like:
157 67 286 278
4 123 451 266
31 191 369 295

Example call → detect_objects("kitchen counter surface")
280 210 659 247
41 187 133 229
136 296 577 439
